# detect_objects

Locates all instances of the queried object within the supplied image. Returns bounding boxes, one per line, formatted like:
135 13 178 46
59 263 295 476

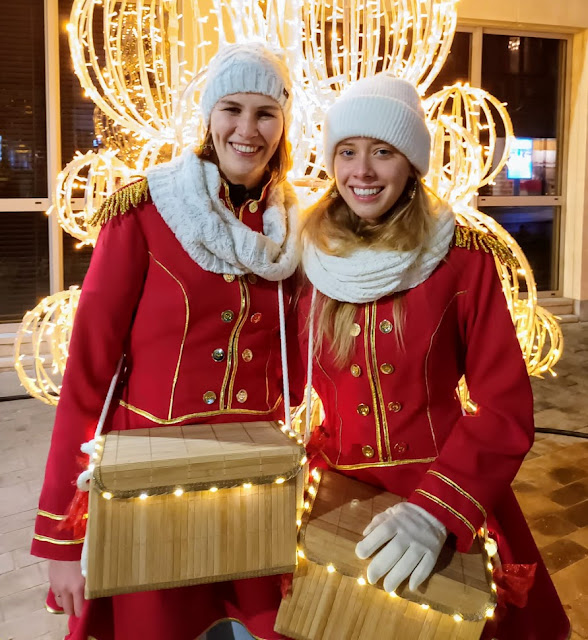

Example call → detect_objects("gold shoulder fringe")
89 178 149 227
453 225 519 269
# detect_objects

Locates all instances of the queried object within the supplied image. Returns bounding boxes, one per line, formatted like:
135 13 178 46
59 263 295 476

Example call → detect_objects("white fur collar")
145 148 299 281
303 205 456 303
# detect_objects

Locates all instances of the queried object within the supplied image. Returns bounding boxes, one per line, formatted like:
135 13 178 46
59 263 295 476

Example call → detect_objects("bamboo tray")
85 421 305 598
275 471 496 640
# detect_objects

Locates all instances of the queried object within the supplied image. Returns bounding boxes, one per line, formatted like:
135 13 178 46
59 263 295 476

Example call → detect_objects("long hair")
302 178 440 367
195 127 292 185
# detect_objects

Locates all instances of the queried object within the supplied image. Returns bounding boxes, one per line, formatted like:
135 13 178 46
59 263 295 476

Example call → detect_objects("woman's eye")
224 107 240 113
258 111 275 119
339 149 354 157
375 148 392 156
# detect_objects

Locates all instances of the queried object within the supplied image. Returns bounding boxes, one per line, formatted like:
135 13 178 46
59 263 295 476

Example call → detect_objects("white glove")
355 502 447 593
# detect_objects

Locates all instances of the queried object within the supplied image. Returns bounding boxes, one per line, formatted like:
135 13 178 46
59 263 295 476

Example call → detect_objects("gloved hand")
355 501 447 593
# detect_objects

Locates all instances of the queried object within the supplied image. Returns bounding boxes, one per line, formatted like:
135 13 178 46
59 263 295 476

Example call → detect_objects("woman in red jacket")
298 74 570 639
32 43 301 640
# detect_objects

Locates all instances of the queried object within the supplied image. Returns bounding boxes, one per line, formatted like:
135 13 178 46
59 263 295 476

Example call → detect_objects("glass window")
0 0 48 198
0 212 50 322
479 205 559 292
63 232 93 288
426 31 472 96
480 35 564 197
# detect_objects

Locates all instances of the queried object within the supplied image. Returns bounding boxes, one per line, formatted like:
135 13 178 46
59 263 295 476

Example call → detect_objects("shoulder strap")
89 178 150 227
453 225 519 268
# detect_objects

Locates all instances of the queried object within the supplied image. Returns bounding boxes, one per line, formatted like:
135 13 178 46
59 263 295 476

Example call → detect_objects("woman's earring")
199 143 213 157
329 185 339 199
408 180 417 200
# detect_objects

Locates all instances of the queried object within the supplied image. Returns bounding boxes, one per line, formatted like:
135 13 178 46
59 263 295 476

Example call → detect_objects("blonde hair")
195 128 292 185
302 178 439 367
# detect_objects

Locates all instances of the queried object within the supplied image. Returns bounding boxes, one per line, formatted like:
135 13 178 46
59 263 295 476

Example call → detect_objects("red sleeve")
31 210 149 560
286 273 309 409
409 250 534 551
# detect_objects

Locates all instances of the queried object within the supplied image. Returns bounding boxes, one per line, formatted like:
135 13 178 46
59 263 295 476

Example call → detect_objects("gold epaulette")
453 225 519 269
89 178 150 227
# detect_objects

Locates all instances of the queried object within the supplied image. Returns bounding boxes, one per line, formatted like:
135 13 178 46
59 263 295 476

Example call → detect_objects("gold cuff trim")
33 534 84 545
37 510 65 521
426 470 487 518
414 489 476 536
321 450 436 471
119 396 282 424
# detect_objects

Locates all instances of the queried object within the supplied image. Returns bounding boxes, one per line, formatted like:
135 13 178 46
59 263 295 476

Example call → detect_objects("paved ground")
0 323 587 639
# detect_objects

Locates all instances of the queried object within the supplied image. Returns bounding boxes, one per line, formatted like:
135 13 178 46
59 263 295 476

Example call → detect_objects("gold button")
242 349 253 362
388 401 402 413
249 201 259 213
350 364 362 377
236 389 248 403
362 445 375 459
203 391 217 405
251 312 262 324
221 310 235 323
357 403 370 416
223 274 236 283
212 348 226 362
379 319 393 334
380 363 395 375
350 323 361 337
248 274 258 284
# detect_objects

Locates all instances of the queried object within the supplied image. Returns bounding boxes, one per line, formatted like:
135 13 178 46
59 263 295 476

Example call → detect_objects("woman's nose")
353 156 375 179
235 114 257 138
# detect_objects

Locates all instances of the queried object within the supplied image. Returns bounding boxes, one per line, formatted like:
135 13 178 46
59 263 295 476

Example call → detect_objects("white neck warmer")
302 205 455 303
145 148 299 281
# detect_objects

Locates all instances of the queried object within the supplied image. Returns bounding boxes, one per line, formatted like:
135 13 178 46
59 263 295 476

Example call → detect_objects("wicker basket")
85 421 306 598
275 471 496 640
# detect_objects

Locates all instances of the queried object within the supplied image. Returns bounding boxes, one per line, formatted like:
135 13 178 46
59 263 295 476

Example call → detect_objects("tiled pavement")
0 323 587 639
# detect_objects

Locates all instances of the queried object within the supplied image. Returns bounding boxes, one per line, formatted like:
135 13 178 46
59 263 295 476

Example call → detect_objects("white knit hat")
201 43 293 129
323 74 431 177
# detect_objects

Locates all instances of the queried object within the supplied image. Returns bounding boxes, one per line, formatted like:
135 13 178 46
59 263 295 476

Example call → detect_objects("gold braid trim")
453 225 519 269
89 178 149 227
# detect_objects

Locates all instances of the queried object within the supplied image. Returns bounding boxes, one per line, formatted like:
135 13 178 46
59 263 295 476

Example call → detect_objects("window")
426 31 472 95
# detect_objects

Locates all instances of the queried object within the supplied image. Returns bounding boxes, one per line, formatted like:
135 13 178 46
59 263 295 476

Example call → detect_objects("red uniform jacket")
297 239 569 640
32 180 302 640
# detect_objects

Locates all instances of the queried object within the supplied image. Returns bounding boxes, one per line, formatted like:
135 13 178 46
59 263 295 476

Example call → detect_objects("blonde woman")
298 75 569 639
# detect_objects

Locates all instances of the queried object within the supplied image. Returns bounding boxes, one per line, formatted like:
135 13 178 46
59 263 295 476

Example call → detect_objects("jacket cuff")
31 510 84 561
408 470 486 552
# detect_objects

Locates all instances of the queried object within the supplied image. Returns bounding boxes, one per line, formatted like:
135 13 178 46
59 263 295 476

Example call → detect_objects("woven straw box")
85 421 306 598
275 471 496 640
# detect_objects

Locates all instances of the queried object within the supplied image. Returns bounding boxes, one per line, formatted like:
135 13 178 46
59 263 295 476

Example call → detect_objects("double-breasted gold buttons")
357 403 370 416
249 201 259 213
212 348 226 362
388 401 402 413
380 363 395 375
362 445 375 458
350 323 361 337
379 319 393 334
203 391 217 405
221 310 235 323
223 274 236 283
242 349 253 362
236 389 248 403
350 364 362 377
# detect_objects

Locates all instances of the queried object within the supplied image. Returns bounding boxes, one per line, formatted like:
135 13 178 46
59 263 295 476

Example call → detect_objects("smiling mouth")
230 142 261 155
352 187 383 197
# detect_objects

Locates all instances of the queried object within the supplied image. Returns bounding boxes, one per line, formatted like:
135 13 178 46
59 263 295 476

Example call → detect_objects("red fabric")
31 184 304 640
296 240 570 640
495 563 537 609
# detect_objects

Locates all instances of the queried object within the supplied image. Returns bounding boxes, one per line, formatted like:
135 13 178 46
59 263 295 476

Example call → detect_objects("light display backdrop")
14 0 563 404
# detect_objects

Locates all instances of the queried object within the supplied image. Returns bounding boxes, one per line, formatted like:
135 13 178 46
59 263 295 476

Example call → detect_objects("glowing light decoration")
48 149 143 246
16 0 563 403
14 288 81 405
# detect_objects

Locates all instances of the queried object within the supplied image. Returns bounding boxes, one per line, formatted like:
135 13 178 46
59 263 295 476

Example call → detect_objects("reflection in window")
480 35 564 197
480 206 558 291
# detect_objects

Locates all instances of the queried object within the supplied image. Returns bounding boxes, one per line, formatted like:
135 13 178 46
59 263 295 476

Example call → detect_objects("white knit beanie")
201 43 293 130
324 74 431 177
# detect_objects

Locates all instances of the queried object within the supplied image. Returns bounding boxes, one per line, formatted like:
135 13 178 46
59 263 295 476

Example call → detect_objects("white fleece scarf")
145 147 299 280
303 205 456 303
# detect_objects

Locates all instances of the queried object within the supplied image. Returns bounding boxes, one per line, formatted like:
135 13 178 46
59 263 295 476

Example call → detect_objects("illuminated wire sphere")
48 149 142 247
14 288 81 406
424 83 515 192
